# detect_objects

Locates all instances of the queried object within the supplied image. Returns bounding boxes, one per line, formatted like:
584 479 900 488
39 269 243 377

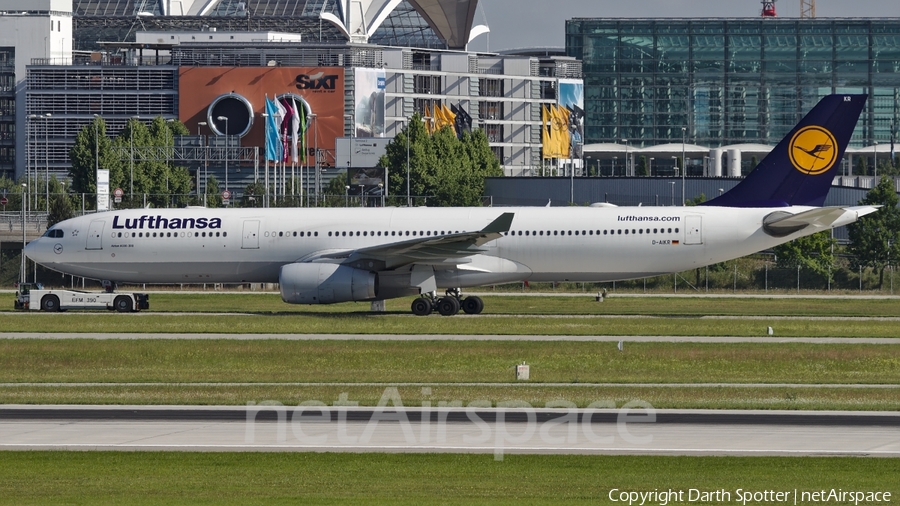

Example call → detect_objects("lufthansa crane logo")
789 126 838 175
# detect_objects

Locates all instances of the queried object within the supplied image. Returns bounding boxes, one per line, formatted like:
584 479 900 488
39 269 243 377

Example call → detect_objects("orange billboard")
178 66 345 165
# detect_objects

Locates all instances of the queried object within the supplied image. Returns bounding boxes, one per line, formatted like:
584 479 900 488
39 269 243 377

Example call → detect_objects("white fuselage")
26 205 819 287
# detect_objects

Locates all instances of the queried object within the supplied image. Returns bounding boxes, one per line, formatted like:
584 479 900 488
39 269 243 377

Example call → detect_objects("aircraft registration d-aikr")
27 94 878 315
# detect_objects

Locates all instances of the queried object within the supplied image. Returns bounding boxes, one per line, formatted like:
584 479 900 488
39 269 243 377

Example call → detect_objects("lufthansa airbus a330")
26 94 878 315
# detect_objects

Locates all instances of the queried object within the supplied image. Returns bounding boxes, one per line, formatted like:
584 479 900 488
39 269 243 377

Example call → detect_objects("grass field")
4 311 900 337
0 452 896 505
4 294 900 337
8 292 900 316
1 340 897 409
2 295 897 503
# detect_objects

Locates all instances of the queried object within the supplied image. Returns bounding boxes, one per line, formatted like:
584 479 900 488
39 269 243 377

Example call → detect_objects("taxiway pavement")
2 406 898 457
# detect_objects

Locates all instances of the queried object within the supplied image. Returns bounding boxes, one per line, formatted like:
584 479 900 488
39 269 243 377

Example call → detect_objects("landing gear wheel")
461 296 484 315
411 297 433 316
436 296 460 316
114 295 133 313
41 295 60 312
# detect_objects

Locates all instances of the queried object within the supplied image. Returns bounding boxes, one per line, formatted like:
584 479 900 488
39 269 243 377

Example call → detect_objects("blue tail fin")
701 94 867 208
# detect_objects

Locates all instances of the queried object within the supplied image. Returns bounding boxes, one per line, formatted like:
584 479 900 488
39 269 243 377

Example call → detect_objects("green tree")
70 116 194 210
0 176 25 212
773 231 837 283
877 159 899 177
685 193 706 206
146 117 192 208
636 156 648 176
320 173 348 207
240 181 267 208
847 175 900 288
68 116 121 209
47 192 75 228
855 157 868 176
205 176 223 208
380 114 502 207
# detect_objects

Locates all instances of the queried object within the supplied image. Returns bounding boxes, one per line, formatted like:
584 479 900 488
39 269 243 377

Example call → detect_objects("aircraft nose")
25 237 49 263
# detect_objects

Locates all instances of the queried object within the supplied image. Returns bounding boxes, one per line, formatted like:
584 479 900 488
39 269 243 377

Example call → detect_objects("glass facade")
0 48 13 177
566 19 900 149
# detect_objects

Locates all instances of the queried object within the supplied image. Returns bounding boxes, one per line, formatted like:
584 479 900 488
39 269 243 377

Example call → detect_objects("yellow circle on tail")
788 126 838 175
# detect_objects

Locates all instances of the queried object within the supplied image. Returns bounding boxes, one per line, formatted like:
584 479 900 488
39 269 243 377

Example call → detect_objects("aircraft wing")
763 206 880 237
307 212 515 269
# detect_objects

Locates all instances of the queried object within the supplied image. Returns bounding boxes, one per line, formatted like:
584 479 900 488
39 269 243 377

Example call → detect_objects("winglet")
702 94 867 208
481 212 515 234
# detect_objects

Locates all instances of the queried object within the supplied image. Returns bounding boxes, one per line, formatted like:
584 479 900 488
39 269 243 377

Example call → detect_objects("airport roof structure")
72 0 485 49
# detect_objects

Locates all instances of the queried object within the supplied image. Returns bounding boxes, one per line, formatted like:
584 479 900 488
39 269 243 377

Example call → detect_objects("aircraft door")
86 220 105 250
684 215 702 245
242 220 260 249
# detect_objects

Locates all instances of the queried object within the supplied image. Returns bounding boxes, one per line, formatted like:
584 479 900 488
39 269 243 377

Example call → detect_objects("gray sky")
467 0 899 52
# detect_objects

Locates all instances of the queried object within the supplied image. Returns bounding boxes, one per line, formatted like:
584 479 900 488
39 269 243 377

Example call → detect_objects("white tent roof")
847 144 896 154
636 143 710 155
717 143 775 153
408 0 480 49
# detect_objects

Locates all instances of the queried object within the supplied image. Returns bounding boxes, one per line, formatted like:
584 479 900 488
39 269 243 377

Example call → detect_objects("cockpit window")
43 229 64 238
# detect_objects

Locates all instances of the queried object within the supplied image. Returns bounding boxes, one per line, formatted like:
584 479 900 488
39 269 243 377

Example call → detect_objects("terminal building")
566 17 900 176
12 0 579 192
3 1 900 204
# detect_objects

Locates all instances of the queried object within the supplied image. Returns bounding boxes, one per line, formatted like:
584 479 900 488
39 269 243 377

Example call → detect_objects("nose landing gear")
410 289 484 316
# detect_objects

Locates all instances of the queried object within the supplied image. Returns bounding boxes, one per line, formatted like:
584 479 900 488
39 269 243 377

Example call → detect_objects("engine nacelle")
279 263 376 304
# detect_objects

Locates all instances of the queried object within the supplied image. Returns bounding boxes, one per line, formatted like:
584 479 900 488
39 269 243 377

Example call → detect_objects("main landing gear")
410 289 484 316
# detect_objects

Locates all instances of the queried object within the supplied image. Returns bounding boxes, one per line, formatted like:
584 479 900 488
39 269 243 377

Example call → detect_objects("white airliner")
26 94 878 315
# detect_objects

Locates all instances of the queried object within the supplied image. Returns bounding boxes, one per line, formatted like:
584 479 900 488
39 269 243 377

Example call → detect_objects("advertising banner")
178 67 345 166
353 68 386 138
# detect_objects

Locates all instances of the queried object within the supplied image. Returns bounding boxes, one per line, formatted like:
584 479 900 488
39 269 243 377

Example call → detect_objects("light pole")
310 113 319 207
20 183 26 286
570 154 575 203
93 114 100 208
44 113 51 213
681 126 686 206
874 141 878 179
405 120 410 207
345 185 349 207
670 181 675 206
260 112 270 208
26 114 50 212
359 185 364 208
164 118 175 207
198 121 207 206
129 115 140 200
217 116 229 195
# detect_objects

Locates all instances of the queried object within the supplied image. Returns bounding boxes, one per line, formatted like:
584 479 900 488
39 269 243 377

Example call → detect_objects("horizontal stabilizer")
763 206 880 237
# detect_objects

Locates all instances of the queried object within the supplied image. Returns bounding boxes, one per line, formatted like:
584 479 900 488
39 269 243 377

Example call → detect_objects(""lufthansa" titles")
112 215 223 230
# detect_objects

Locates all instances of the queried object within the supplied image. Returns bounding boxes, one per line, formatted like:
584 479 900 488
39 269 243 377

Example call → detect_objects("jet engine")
279 263 376 304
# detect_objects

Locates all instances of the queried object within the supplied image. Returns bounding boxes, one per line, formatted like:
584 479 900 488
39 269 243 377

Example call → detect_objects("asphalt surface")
2 406 898 456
